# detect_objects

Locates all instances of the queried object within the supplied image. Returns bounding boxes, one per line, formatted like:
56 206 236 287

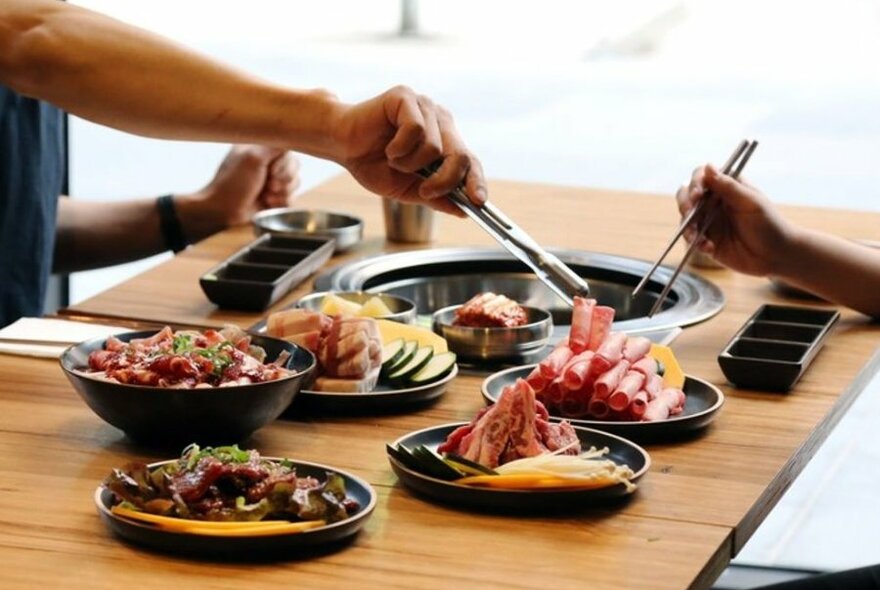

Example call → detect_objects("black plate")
96 458 376 558
294 365 457 413
481 365 724 441
387 423 649 512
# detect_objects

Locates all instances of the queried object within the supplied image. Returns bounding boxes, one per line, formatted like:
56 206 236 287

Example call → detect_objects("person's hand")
177 145 301 241
676 164 793 276
200 145 301 225
330 86 487 216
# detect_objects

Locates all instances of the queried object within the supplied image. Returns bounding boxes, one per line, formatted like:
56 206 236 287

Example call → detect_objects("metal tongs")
632 139 759 317
418 163 589 307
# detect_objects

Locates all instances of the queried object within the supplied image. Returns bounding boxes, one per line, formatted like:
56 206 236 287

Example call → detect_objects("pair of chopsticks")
632 139 759 317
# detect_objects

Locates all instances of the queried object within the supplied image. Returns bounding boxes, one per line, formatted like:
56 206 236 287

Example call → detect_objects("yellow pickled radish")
376 319 448 353
319 293 361 316
358 296 394 318
649 343 686 389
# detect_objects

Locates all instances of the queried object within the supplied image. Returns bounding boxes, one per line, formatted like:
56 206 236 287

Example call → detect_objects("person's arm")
54 145 299 273
0 0 334 155
0 0 486 211
771 227 880 319
677 165 880 318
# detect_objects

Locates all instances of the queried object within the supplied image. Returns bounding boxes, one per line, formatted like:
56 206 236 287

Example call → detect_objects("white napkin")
0 317 128 359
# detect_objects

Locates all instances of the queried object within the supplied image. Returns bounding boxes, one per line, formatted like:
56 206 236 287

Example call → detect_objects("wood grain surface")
9 173 880 589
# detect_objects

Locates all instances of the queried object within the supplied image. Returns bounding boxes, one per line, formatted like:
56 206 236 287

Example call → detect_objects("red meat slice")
440 379 580 468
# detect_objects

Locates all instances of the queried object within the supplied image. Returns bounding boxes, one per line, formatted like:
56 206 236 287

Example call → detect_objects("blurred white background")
68 0 880 580
70 0 880 302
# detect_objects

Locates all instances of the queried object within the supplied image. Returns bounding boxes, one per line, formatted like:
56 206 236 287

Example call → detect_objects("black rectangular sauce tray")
717 304 840 392
200 234 334 310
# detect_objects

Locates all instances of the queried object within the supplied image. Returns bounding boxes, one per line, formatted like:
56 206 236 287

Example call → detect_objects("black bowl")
60 330 315 445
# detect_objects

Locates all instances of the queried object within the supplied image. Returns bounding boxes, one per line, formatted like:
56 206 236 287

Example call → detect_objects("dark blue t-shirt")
0 85 65 327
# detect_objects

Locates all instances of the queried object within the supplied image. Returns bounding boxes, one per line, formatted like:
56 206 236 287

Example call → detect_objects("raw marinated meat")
438 378 579 468
453 292 528 328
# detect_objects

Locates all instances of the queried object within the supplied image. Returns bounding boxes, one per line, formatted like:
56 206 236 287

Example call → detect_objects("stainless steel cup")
382 200 435 243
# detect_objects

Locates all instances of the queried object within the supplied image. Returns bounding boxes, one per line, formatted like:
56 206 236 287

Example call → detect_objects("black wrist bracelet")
156 194 188 254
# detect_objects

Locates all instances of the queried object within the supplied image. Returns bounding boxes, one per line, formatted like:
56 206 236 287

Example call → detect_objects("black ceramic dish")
717 304 840 392
60 330 316 444
387 423 649 512
481 365 724 441
200 234 335 311
95 458 376 558
293 365 458 414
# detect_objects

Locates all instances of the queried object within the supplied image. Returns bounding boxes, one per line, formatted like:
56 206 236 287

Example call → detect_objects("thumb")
704 165 758 211
248 144 283 163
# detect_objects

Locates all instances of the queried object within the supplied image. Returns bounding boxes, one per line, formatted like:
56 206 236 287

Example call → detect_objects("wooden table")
5 174 880 589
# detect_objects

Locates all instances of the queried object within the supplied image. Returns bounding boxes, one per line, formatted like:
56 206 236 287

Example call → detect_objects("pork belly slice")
313 367 381 393
266 310 381 381
320 317 382 379
266 309 331 342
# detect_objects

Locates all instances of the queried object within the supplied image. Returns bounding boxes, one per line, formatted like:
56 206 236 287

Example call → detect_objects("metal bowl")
252 208 363 252
432 304 553 361
297 291 417 324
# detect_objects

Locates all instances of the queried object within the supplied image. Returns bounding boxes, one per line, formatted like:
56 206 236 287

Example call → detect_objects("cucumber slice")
381 338 406 372
443 452 497 476
409 351 456 385
655 358 666 376
386 444 422 473
382 340 417 377
388 345 433 382
412 445 463 480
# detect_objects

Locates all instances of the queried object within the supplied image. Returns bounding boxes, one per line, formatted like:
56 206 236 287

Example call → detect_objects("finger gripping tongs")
418 165 590 307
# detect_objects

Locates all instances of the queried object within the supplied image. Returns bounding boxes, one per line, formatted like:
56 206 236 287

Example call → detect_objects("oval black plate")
96 458 376 558
387 423 649 512
294 365 457 413
482 365 724 441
